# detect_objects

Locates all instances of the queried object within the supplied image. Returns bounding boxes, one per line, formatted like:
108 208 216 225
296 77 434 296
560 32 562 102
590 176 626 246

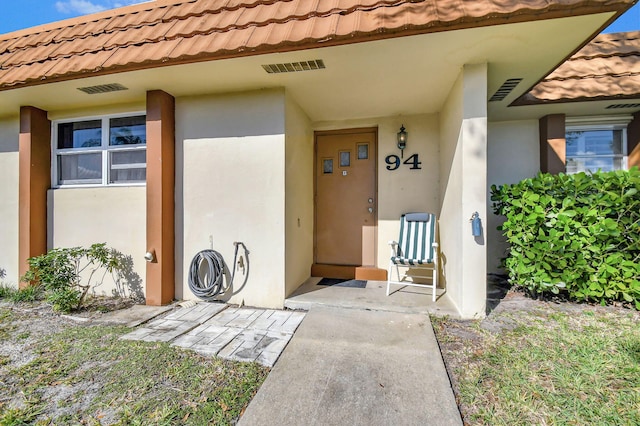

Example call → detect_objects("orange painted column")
539 114 566 174
627 111 640 169
18 106 51 286
145 90 176 305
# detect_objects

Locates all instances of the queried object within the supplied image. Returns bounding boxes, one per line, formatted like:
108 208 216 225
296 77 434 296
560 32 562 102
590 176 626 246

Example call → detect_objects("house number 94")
385 154 422 171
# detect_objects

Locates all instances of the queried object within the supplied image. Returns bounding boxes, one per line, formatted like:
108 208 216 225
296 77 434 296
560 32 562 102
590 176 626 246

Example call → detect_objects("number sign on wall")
385 154 422 171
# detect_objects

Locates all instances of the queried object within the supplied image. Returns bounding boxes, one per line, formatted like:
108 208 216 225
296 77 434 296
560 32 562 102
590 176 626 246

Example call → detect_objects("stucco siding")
285 94 313 297
0 117 19 286
487 120 540 275
48 187 147 299
176 89 287 308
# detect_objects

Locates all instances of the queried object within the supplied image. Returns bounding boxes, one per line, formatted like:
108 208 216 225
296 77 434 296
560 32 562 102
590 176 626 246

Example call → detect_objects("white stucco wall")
314 114 440 271
439 63 488 319
49 187 147 299
284 94 313 297
176 89 287 308
0 117 20 286
487 121 540 274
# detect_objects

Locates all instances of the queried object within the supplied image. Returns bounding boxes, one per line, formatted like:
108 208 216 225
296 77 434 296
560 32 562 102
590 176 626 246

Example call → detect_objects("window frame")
52 112 147 188
565 116 630 175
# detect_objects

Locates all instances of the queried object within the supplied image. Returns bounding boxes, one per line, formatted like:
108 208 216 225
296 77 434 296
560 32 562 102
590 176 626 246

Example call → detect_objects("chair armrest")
388 240 398 246
432 242 439 248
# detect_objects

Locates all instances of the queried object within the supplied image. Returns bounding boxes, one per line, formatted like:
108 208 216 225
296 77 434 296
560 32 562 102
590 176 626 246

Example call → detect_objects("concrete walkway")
239 306 462 426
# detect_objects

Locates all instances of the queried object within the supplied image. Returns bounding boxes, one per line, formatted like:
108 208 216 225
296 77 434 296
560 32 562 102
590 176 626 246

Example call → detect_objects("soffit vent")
605 103 640 109
489 78 523 102
77 83 128 94
262 59 325 74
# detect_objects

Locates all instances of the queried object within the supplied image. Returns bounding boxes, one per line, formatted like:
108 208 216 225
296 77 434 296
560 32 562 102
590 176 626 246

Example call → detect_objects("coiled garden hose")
188 242 248 301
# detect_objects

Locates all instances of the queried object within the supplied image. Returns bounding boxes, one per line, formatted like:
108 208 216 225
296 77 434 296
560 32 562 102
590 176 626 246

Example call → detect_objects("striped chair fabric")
391 213 436 265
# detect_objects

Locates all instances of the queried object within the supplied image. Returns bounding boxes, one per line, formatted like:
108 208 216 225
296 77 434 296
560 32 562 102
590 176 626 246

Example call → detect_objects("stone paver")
121 303 305 367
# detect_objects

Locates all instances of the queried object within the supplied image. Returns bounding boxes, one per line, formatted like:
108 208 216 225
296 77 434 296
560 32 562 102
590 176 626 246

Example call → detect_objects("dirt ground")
0 298 137 422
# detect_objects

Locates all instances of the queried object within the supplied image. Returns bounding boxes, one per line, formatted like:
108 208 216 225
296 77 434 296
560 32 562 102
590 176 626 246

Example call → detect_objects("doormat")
317 278 367 288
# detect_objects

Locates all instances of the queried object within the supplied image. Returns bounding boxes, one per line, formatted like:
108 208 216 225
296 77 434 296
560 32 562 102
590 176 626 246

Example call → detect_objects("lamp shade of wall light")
397 124 407 156
144 250 156 263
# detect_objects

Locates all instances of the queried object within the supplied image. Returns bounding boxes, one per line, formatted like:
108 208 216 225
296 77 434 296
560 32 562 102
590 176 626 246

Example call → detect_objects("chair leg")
386 261 392 296
432 266 437 302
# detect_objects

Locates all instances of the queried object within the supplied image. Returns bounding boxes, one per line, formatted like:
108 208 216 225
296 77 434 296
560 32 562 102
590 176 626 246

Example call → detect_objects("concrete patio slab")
92 304 173 327
239 305 462 426
285 278 460 318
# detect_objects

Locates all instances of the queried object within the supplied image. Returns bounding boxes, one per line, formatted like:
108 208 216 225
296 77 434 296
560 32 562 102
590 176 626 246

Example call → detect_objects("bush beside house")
492 168 640 309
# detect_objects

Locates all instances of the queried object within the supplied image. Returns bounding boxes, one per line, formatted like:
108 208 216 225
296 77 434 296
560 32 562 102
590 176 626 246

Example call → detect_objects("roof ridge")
1 0 415 70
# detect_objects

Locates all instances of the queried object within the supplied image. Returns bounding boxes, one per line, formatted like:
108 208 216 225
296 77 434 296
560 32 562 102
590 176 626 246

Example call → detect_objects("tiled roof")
0 0 634 91
518 30 640 105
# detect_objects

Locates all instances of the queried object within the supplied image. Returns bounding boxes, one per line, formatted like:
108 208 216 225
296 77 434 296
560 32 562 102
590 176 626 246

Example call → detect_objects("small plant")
21 243 121 313
492 168 640 308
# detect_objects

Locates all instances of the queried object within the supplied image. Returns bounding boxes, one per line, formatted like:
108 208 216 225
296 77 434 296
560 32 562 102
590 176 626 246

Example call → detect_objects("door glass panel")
357 144 369 160
340 151 350 167
323 159 333 174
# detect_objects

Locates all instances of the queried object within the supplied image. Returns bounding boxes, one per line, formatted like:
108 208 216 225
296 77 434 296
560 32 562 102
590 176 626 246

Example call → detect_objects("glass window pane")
323 159 333 174
58 153 102 183
340 151 350 167
357 144 368 160
109 150 146 183
58 120 102 149
110 116 146 146
566 129 623 156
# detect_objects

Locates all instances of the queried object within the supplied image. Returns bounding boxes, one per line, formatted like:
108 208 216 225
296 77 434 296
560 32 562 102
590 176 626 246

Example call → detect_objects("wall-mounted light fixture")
144 249 156 263
397 124 407 158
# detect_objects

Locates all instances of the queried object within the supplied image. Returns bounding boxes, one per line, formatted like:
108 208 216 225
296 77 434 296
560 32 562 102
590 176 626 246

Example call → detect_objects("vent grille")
77 83 128 94
605 103 640 109
489 78 523 102
262 59 325 74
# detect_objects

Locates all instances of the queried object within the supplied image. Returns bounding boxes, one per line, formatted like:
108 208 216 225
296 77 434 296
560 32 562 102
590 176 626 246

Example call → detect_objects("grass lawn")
0 303 268 425
433 292 640 425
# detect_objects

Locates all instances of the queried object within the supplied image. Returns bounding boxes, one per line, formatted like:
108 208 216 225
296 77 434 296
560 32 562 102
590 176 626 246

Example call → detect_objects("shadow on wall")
0 267 5 279
87 251 144 302
111 252 145 302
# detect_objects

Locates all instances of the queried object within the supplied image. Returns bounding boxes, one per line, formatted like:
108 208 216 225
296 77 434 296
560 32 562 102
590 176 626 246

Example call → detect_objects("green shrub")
491 168 640 309
0 284 43 302
21 243 121 313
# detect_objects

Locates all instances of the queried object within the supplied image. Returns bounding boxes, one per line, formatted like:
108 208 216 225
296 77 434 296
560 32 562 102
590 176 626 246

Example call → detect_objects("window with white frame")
53 114 146 186
565 117 629 174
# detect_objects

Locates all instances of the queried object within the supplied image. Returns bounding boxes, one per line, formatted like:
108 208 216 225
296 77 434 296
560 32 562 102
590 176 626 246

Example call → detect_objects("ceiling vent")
77 83 128 94
489 78 523 102
262 59 325 74
605 103 640 109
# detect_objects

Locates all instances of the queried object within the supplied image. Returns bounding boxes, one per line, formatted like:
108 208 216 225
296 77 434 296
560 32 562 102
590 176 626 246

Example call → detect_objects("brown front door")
314 128 377 278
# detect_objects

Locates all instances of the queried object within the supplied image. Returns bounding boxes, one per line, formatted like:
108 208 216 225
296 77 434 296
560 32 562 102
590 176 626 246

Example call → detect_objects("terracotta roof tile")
0 0 634 90
518 30 640 104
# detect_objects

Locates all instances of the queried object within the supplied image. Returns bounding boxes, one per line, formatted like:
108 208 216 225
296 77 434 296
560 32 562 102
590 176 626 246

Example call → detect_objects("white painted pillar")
439 63 487 318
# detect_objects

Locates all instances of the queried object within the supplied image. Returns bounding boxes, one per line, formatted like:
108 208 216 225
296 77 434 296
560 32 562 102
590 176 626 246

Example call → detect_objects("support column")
146 90 175 305
18 106 51 286
438 63 487 319
627 111 640 169
539 114 566 174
